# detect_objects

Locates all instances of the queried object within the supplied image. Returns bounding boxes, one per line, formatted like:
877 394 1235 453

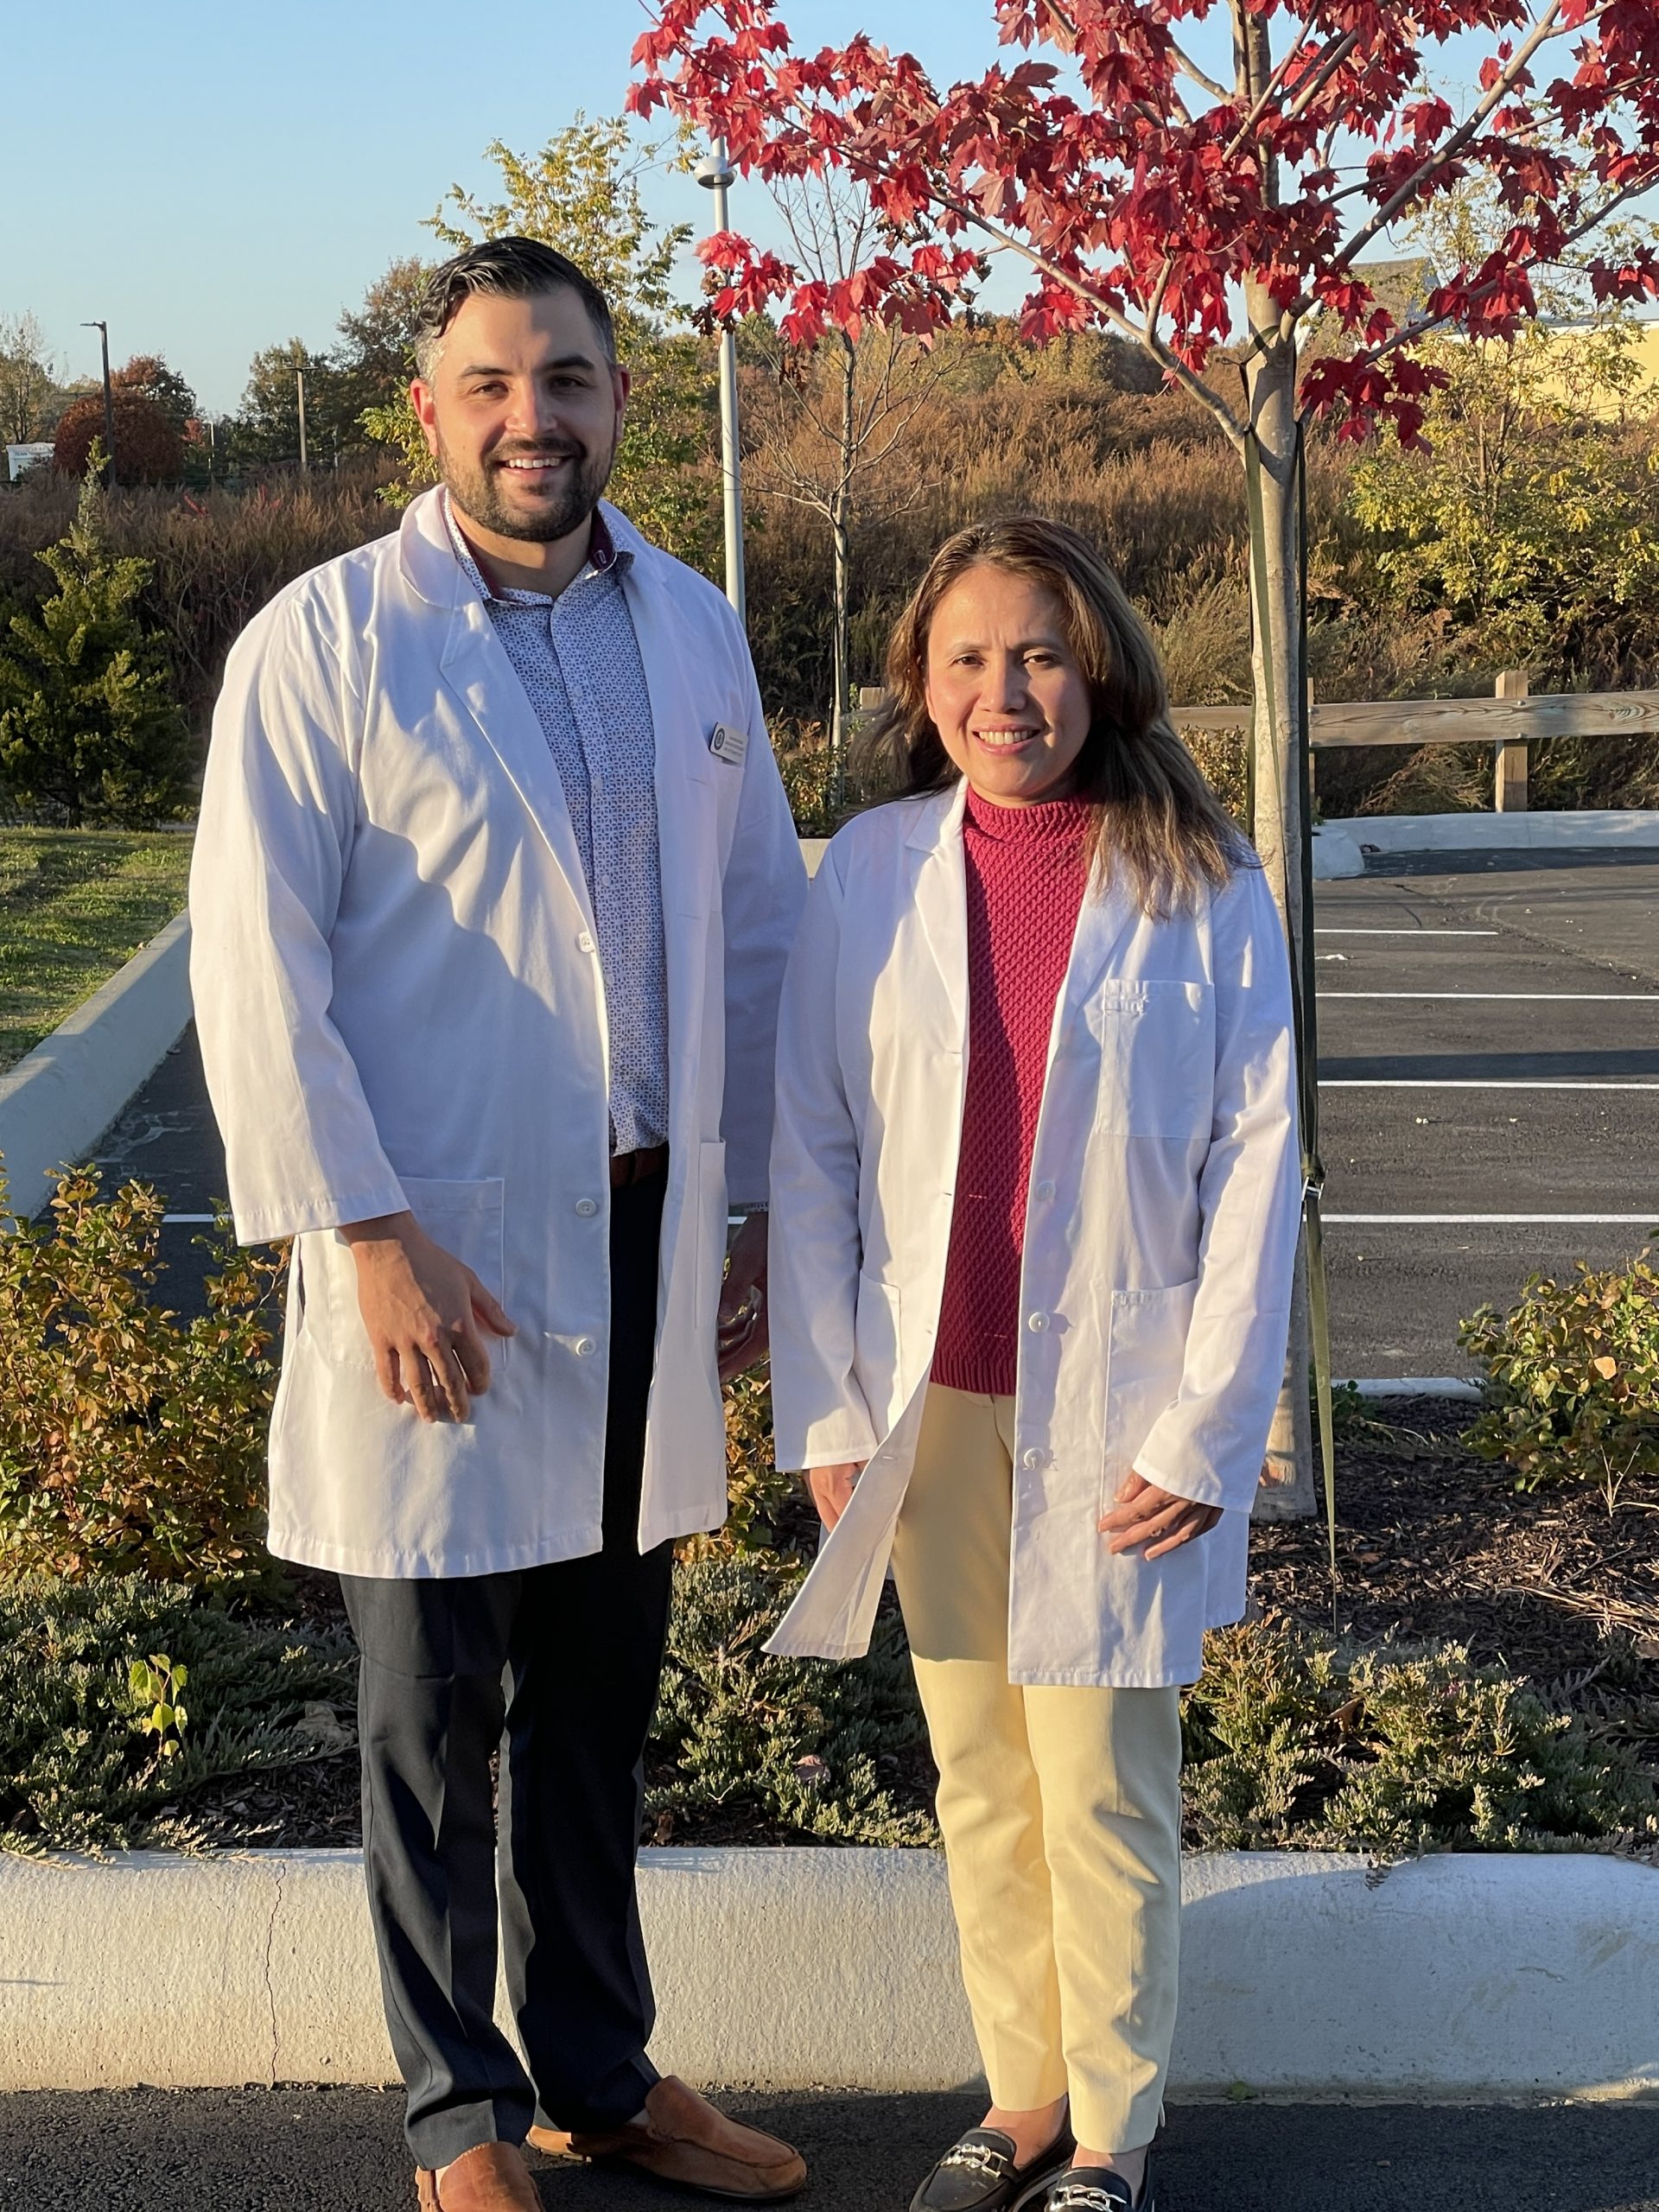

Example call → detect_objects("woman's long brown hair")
862 515 1249 916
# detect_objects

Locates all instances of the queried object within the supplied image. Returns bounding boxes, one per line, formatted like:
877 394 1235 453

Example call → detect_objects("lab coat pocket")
1084 979 1211 1139
852 1273 904 1440
400 1175 511 1372
696 1141 730 1334
1101 1275 1199 1512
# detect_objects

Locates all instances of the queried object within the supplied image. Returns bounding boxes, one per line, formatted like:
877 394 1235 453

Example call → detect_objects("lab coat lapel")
435 600 595 929
403 490 595 930
905 783 970 1054
615 524 716 1088
1057 864 1140 1016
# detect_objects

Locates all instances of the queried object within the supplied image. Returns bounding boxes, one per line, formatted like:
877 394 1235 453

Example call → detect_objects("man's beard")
439 431 615 543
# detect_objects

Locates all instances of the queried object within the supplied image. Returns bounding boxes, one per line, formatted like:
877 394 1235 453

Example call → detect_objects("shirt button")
1021 1446 1048 1471
577 931 595 954
1035 1179 1056 1201
575 1336 598 1358
1027 1312 1048 1332
575 1198 598 1218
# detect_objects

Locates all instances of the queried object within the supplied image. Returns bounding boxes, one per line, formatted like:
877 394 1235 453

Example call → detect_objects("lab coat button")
1027 1311 1048 1332
1035 1179 1056 1201
575 1198 599 1217
1021 1446 1047 1471
577 931 595 955
575 1336 598 1357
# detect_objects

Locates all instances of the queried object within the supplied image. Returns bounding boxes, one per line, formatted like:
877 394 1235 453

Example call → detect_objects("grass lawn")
0 829 194 1074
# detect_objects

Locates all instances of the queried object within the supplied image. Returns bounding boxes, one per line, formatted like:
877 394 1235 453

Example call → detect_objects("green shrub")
689 1366 805 1564
1459 1252 1659 1492
1183 1624 1656 1859
649 1555 935 1844
0 1166 284 1585
0 1574 355 1853
0 467 194 826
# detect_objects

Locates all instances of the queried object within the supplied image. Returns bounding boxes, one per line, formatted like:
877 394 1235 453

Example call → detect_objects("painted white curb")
2 1846 1656 2098
1326 807 1659 858
1349 1376 1483 1402
0 910 192 1217
1311 824 1364 880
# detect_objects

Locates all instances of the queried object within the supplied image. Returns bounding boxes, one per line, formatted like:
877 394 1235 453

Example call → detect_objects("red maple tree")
634 0 1659 841
635 0 1659 1503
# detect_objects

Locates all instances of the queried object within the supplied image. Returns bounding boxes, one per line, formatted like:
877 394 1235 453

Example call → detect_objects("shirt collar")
442 486 629 605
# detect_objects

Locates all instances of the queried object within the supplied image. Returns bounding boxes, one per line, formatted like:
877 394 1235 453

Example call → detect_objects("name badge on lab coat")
709 722 748 768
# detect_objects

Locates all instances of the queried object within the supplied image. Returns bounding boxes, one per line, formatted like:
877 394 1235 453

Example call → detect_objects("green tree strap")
1243 425 1339 1599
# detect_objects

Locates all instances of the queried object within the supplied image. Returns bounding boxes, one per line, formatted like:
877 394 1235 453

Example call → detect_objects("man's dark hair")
414 238 617 378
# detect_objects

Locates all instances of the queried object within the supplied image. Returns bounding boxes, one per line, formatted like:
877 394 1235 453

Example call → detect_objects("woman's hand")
804 1462 865 1531
1098 1471 1222 1560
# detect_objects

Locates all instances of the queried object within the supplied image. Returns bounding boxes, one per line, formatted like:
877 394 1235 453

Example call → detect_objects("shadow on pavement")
2 2088 1657 2211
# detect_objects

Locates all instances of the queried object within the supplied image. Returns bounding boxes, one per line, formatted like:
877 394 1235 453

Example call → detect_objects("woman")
765 518 1300 2212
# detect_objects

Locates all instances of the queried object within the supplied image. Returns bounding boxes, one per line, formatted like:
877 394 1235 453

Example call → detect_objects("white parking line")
1320 1079 1659 1090
1323 991 1658 1001
1327 1213 1657 1224
1314 927 1500 937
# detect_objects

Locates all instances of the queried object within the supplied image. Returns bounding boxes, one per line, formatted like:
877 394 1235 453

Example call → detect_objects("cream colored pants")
889 1384 1183 2152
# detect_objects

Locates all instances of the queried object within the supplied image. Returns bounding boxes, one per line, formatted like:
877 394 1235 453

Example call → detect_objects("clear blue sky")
4 2 1520 421
1 1 1020 416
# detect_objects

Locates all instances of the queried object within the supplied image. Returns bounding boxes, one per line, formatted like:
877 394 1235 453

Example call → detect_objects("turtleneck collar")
962 781 1093 842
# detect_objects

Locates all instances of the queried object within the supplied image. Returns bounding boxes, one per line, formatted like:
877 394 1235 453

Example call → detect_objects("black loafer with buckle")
1017 2162 1155 2212
909 2126 1076 2212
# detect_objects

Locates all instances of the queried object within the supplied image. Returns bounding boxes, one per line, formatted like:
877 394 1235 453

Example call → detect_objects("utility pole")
80 319 117 486
694 137 747 627
296 367 309 474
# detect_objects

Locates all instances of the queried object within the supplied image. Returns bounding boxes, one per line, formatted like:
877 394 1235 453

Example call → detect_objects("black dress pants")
339 1168 674 2168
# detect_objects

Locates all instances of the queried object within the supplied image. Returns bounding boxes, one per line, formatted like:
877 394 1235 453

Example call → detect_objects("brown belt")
609 1143 669 1189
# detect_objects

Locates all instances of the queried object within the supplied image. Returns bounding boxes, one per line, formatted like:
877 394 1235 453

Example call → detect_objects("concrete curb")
1 1846 1655 2098
1349 1376 1483 1402
1325 807 1659 859
0 911 192 1217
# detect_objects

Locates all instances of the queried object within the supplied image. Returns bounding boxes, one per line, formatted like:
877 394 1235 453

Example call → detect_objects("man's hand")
341 1211 516 1422
804 1462 865 1531
718 1211 770 1382
1097 1470 1222 1560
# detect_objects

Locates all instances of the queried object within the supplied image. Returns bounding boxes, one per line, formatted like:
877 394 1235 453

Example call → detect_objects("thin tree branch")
1360 168 1659 366
1281 29 1363 131
1168 36 1230 102
930 188 1249 445
1325 0 1567 283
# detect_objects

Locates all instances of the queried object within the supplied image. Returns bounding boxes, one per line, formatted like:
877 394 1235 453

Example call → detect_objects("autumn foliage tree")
636 0 1659 1510
53 391 183 486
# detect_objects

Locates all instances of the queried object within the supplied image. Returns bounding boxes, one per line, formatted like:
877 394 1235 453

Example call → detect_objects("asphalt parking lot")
78 847 1659 1383
1315 849 1659 1377
1 2088 1656 2212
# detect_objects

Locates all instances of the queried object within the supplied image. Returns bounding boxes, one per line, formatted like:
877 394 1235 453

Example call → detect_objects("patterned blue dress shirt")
444 491 670 1156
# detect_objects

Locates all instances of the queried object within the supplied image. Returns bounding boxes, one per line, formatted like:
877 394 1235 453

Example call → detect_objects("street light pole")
296 368 309 474
80 320 117 486
694 137 747 628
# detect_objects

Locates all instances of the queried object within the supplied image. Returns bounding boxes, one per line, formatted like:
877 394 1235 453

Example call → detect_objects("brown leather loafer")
528 2075 807 2201
415 2140 541 2210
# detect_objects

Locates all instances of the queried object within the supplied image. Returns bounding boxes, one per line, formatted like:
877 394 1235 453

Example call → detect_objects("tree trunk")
830 499 850 812
828 334 856 813
1242 320 1317 1522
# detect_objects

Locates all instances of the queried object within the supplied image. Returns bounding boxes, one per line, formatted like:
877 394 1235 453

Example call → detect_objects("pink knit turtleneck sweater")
931 785 1092 1397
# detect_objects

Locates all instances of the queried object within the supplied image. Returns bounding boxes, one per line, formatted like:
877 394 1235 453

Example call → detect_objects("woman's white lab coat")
189 487 804 1579
765 782 1300 1687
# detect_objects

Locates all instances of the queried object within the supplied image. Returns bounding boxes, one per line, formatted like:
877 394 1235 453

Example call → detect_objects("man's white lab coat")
190 487 804 1578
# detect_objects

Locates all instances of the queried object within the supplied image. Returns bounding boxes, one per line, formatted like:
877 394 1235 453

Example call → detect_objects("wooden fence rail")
857 677 1659 810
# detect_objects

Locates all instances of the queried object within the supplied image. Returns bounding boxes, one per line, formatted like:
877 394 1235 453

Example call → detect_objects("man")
191 238 807 2212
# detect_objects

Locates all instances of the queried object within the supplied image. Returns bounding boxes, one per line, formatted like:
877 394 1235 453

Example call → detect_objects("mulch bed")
178 1400 1659 1849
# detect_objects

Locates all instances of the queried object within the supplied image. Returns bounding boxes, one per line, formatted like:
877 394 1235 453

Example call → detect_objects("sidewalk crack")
262 1863 284 2084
